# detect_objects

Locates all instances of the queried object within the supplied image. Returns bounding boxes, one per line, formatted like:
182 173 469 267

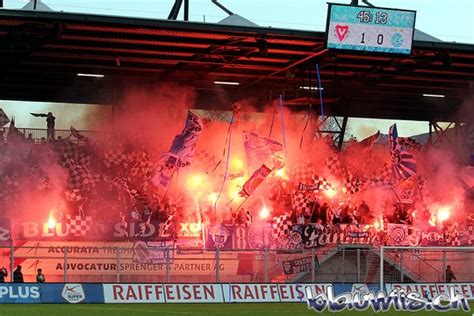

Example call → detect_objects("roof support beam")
167 0 183 20
211 0 233 16
248 48 328 86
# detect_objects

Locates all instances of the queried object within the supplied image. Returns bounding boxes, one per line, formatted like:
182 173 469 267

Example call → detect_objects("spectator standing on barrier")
13 265 23 283
30 112 55 142
36 268 45 283
446 265 457 282
0 267 7 283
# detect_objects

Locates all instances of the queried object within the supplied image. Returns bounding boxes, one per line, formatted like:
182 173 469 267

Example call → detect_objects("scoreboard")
325 3 416 55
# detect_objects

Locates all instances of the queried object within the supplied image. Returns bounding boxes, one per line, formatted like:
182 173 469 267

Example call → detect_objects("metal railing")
3 244 474 284
0 245 325 284
380 246 474 289
0 244 353 284
1 127 111 143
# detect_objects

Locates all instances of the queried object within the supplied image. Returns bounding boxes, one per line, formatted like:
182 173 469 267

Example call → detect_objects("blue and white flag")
169 111 203 167
392 149 417 180
388 124 399 151
243 131 284 172
154 111 202 188
388 124 416 180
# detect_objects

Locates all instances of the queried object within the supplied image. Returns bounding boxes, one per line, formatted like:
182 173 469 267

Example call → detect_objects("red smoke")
0 83 470 233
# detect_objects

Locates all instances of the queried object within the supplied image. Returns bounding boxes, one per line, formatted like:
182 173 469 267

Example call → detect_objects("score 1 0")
358 29 405 48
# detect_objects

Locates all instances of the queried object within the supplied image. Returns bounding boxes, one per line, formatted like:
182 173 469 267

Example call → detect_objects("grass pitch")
0 303 472 315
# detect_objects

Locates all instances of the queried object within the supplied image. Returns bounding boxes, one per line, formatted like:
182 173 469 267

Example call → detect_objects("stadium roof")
0 9 473 121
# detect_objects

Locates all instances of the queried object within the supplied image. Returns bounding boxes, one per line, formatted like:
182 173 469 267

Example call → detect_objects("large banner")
6 218 474 249
386 283 474 300
5 241 241 282
0 284 41 303
0 283 103 303
2 283 474 304
11 219 175 241
103 284 223 303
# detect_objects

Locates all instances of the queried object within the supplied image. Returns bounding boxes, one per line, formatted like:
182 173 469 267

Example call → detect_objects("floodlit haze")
1 0 472 136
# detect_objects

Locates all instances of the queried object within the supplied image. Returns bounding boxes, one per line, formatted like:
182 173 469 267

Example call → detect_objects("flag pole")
234 196 249 213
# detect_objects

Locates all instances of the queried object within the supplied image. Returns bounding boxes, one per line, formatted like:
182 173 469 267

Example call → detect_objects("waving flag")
388 124 399 151
153 153 179 188
153 111 202 188
239 164 272 198
359 130 380 151
399 137 422 152
344 175 365 194
273 214 292 238
392 149 417 180
386 224 409 246
70 126 86 141
297 175 333 193
169 111 203 167
162 210 176 236
0 109 10 127
243 131 284 172
325 155 345 176
388 124 417 180
65 215 93 237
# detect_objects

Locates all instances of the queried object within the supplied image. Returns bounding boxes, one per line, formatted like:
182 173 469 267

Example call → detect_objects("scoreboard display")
325 3 416 55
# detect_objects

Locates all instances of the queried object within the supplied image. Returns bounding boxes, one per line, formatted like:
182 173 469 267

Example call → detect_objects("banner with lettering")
11 220 174 241
282 256 315 275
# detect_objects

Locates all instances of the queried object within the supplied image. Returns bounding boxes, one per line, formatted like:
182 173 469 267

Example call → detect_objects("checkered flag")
468 226 474 245
370 163 392 186
54 140 90 166
272 214 292 238
399 137 422 152
67 165 100 192
325 155 345 176
291 190 313 213
445 223 461 246
311 175 333 191
64 189 83 202
65 214 93 236
344 176 364 194
163 210 176 235
290 162 315 184
104 149 131 169
128 151 156 179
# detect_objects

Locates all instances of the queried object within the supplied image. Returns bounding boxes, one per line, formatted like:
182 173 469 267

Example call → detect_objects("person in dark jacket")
13 265 24 283
446 265 457 282
30 112 55 141
0 267 7 283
